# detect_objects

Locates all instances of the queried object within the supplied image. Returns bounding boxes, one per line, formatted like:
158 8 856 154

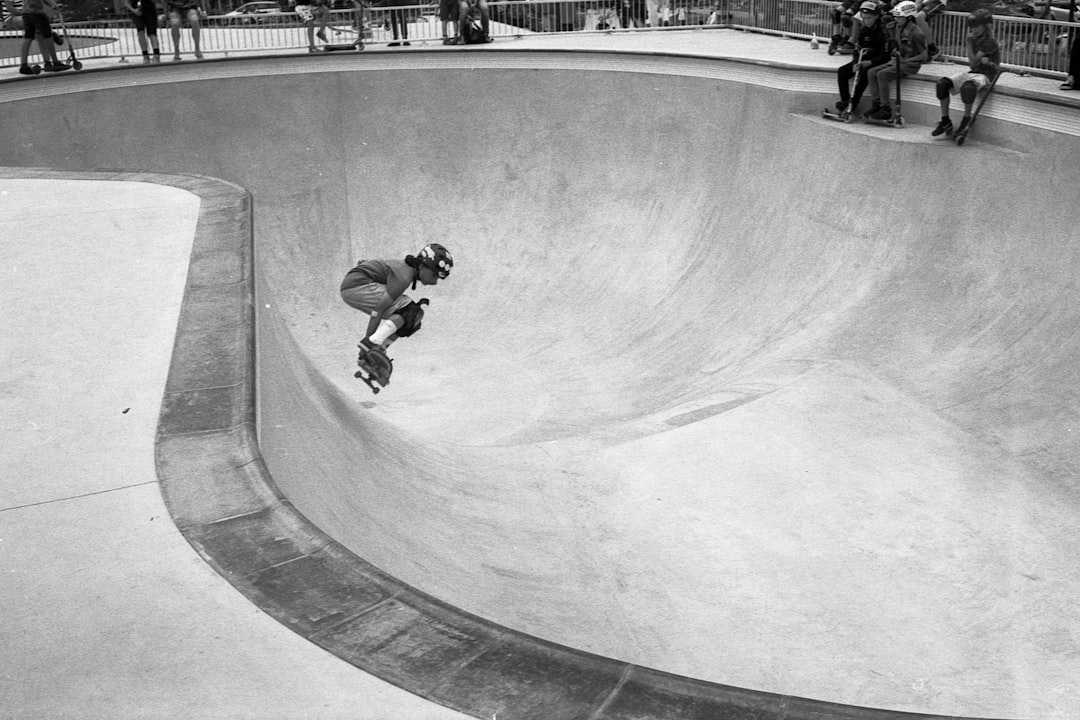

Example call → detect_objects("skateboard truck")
355 344 393 394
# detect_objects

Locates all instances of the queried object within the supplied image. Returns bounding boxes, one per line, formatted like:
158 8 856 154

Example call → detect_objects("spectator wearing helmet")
931 8 1000 137
864 0 928 121
831 1 891 116
340 243 454 354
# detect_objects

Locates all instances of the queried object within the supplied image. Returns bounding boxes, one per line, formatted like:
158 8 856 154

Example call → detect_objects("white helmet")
892 1 918 17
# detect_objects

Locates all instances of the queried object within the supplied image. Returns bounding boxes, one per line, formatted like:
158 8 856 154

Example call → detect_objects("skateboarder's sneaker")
955 116 971 135
316 29 327 41
931 117 954 137
43 61 70 72
19 64 38 75
835 100 849 113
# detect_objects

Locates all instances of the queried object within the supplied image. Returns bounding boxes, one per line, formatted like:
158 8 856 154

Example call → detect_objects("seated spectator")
167 0 205 60
451 0 491 43
831 1 890 117
828 0 860 54
932 8 1000 137
913 0 946 59
296 0 331 52
865 0 928 120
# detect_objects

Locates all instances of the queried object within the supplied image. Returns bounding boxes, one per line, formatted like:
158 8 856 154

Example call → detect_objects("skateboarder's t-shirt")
340 258 414 300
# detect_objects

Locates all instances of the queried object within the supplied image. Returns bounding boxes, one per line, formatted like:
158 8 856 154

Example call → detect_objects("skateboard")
321 40 364 51
354 344 392 394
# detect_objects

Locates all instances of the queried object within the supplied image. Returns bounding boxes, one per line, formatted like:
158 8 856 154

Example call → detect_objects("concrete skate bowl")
3 52 1080 720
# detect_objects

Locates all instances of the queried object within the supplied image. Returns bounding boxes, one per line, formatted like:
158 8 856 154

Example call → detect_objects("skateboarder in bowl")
340 243 453 389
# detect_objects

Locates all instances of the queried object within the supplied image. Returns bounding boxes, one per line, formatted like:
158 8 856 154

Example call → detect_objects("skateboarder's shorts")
22 12 53 39
439 0 458 22
296 4 315 22
945 71 990 93
341 282 413 316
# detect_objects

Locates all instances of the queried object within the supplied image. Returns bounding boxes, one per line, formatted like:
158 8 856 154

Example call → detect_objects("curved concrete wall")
3 52 1079 719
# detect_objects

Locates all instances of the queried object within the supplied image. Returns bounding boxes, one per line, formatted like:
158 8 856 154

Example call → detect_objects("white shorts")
948 71 990 93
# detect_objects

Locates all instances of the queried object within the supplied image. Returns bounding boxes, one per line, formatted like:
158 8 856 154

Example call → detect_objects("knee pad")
960 80 978 104
393 299 429 338
936 76 953 99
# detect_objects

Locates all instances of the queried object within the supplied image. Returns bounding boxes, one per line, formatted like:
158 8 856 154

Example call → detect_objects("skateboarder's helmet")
418 243 454 279
891 0 917 16
966 8 992 26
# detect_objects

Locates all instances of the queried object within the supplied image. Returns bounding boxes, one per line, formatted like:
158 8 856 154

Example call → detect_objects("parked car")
220 1 285 24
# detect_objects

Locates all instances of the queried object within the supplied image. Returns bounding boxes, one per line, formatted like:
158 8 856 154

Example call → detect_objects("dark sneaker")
19 64 39 75
316 29 327 41
931 117 954 137
834 100 849 113
43 61 70 72
870 105 893 120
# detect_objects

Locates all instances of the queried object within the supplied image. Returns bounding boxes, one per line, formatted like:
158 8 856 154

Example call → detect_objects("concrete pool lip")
4 40 1079 719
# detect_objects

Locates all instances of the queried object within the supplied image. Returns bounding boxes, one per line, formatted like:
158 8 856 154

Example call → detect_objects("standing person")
295 0 330 52
830 1 890 117
167 0 205 61
439 0 458 44
931 8 1000 137
865 0 927 121
126 0 162 63
376 0 410 46
1062 24 1080 90
17 0 69 74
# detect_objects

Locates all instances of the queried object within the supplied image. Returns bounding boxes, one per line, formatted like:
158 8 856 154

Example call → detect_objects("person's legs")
456 0 468 40
837 60 855 106
170 11 183 59
186 8 202 57
865 65 883 109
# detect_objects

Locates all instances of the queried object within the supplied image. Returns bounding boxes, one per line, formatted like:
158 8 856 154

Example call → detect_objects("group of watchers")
15 0 492 74
827 0 1080 131
13 0 1080 103
826 0 1003 134
17 0 209 70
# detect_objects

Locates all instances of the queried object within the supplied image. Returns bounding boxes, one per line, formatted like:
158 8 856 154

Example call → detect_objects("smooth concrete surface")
0 175 471 719
1 31 1079 720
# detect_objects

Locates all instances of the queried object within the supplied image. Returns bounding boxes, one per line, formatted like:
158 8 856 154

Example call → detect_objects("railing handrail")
3 0 1076 79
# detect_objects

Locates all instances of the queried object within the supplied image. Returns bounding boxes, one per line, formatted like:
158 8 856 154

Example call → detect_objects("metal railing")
2 0 1076 78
